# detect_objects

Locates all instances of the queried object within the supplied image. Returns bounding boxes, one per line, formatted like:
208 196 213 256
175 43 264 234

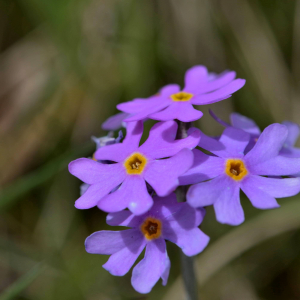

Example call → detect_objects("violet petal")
98 176 153 215
103 231 146 276
245 123 287 165
241 175 300 198
139 121 200 159
143 148 193 196
131 239 170 294
179 149 224 185
95 121 143 162
69 158 125 184
230 113 261 135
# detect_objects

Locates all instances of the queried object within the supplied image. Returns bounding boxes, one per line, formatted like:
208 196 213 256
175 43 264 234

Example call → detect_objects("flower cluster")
69 65 300 294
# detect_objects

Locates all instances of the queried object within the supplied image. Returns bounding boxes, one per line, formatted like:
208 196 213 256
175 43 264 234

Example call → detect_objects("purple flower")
69 120 200 215
101 112 130 131
85 194 209 294
117 66 245 122
180 124 300 225
210 110 300 157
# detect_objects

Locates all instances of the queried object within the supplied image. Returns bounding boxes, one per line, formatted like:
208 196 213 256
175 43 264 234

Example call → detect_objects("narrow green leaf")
0 264 44 300
0 143 93 211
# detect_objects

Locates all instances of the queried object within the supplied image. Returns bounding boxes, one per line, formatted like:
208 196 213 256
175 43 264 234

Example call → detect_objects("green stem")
176 121 198 300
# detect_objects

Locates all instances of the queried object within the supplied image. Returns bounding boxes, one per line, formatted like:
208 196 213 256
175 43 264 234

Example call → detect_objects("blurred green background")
1 0 300 299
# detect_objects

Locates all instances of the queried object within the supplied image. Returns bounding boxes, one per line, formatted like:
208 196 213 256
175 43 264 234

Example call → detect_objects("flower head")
117 65 245 122
210 111 300 157
85 194 209 294
180 124 300 225
69 120 200 215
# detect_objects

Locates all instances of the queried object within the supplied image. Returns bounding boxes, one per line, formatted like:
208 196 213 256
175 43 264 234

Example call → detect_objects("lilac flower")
210 110 300 157
69 120 200 215
117 66 245 122
230 115 300 157
85 194 209 294
180 124 300 225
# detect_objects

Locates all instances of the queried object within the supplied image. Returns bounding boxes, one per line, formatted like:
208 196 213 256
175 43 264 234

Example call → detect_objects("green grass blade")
0 264 44 300
0 143 93 211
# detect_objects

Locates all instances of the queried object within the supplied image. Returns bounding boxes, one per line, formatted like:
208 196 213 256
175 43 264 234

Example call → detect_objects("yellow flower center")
124 152 147 175
170 91 194 102
225 159 248 181
141 217 162 240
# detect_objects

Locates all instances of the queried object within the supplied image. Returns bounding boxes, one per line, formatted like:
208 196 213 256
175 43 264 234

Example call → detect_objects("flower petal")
241 176 280 209
213 177 243 225
159 84 181 96
103 231 146 276
280 146 300 158
245 123 288 166
106 211 142 227
80 183 89 196
282 121 300 147
75 178 123 209
69 158 125 184
247 155 300 176
162 203 209 255
176 103 203 122
95 121 143 162
98 176 153 215
117 96 161 113
218 127 250 157
191 79 245 105
197 130 228 158
179 149 224 185
197 71 237 93
139 121 200 159
163 225 209 256
184 65 208 93
101 112 129 131
147 194 183 221
144 148 193 196
131 239 170 294
168 203 206 229
241 175 300 199
187 175 228 207
230 113 261 135
85 229 138 255
149 102 203 122
124 102 169 122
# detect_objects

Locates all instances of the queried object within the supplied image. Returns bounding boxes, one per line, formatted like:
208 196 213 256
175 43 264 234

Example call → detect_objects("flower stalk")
176 121 198 300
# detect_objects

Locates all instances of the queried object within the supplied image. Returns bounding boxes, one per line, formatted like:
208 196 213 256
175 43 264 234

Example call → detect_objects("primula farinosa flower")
210 110 300 157
101 112 130 131
85 194 209 294
69 120 200 215
80 131 124 196
180 124 300 225
117 65 245 123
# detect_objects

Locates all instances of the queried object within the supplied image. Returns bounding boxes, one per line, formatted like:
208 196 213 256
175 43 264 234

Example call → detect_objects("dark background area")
1 0 300 299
